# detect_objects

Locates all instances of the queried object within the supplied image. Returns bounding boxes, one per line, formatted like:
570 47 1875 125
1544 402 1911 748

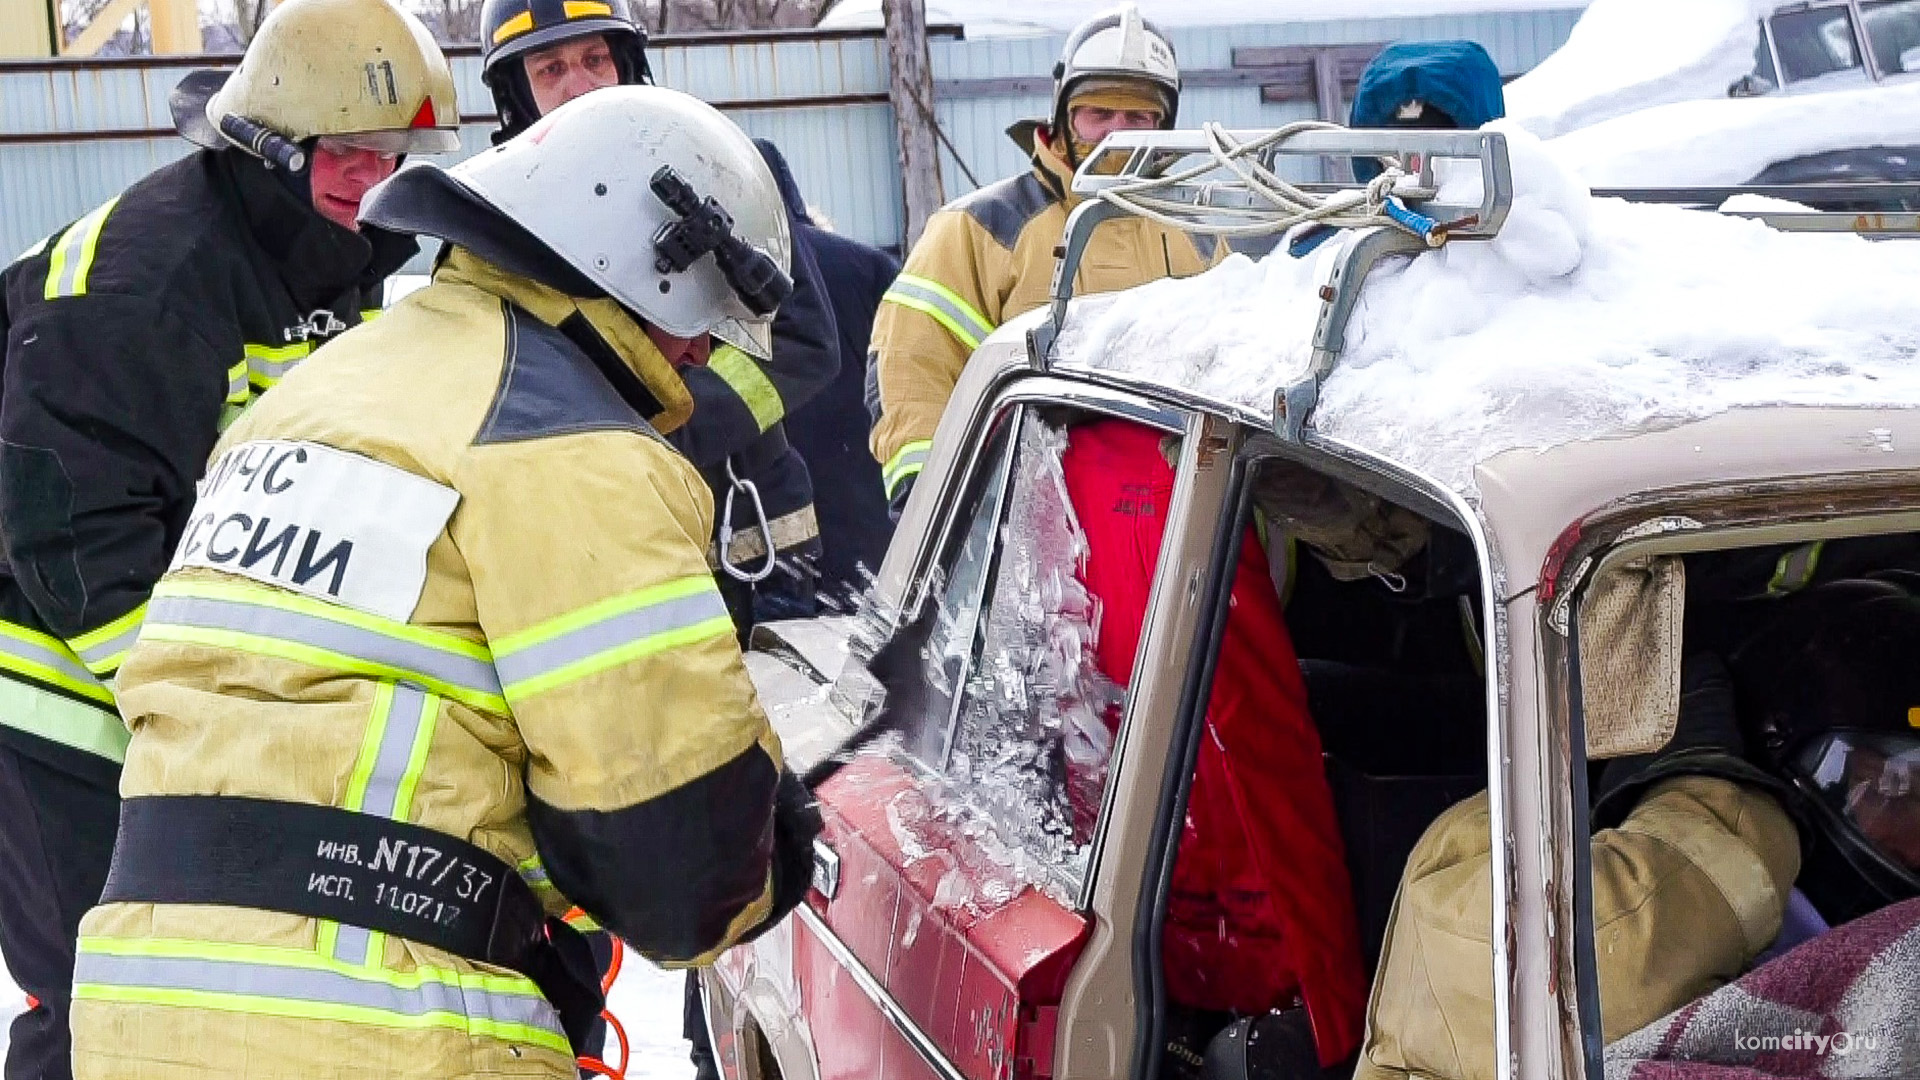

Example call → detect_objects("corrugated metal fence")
1 11 1581 259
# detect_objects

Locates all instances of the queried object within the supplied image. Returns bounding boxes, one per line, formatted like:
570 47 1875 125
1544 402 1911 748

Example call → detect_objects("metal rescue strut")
1026 123 1516 440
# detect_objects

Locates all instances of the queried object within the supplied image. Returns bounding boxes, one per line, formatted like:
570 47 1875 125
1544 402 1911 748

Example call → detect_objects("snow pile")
1545 79 1920 185
819 0 1590 36
1505 0 1771 139
1056 122 1920 493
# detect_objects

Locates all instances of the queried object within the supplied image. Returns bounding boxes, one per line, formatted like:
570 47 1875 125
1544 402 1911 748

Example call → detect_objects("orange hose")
604 1008 632 1074
577 1055 623 1079
573 925 629 1080
601 939 624 994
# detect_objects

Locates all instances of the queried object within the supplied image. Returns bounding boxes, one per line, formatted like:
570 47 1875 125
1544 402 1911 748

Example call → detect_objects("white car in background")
1510 0 1920 194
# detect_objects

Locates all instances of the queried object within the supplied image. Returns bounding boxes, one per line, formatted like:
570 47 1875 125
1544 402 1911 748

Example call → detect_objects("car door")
792 387 1202 1080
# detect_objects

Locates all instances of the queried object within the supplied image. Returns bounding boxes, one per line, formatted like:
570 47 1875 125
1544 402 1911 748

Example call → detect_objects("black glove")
1591 652 1788 830
740 768 823 943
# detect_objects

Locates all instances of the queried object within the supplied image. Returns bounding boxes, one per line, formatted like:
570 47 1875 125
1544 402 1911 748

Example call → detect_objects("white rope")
1091 121 1435 238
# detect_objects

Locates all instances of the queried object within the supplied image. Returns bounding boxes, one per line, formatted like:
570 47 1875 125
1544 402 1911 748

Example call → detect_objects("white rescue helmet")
199 0 461 156
1052 4 1181 134
446 86 791 359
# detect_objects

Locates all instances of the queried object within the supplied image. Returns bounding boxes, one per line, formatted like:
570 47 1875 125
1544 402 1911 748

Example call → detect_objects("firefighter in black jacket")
479 0 842 637
0 1 458 1075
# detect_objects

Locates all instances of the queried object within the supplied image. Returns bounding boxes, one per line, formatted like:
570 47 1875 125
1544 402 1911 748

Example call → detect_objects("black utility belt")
102 794 605 1052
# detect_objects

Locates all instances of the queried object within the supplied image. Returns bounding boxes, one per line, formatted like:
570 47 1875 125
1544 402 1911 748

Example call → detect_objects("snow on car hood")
1545 78 1920 186
1054 122 1920 494
1505 0 1774 139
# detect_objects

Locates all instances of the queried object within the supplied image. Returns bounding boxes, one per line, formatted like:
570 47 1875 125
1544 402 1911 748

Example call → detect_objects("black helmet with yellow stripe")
480 0 651 139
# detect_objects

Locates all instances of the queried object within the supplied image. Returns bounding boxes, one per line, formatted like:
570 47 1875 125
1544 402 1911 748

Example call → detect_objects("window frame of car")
1546 472 1920 1080
1860 0 1920 79
876 371 1204 862
873 367 1250 1080
1759 0 1902 86
1108 423 1510 1080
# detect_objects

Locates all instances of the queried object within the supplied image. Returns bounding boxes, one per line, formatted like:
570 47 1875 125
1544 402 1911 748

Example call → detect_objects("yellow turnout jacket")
72 250 784 1079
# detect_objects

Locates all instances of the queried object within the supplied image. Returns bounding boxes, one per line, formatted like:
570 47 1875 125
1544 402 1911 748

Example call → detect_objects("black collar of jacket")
358 164 608 301
362 169 669 424
221 150 387 312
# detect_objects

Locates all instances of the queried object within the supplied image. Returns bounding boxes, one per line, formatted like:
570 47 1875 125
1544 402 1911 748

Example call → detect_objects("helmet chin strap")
489 65 541 143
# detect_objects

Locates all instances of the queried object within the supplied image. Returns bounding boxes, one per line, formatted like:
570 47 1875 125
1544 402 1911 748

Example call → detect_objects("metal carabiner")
718 455 778 583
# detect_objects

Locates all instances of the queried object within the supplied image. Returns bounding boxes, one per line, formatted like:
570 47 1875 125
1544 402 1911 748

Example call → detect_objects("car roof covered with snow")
1027 123 1920 584
1510 0 1920 185
1542 78 1920 186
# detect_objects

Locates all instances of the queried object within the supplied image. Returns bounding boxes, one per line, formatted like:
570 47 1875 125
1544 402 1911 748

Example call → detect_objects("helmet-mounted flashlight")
220 114 308 173
650 165 793 317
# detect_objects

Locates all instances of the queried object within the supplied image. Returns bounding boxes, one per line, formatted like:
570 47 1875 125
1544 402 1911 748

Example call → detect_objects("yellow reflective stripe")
358 308 382 322
1767 540 1825 596
0 620 116 706
517 855 554 893
78 936 550 1000
155 579 494 665
708 345 784 433
67 602 147 676
883 439 932 498
491 9 533 42
75 936 566 1054
140 622 505 715
0 676 128 762
43 197 120 300
564 0 614 15
245 343 310 360
491 576 732 702
390 689 439 821
72 983 567 1050
342 681 397 812
226 360 250 406
332 682 440 967
882 273 995 351
245 341 313 391
143 579 506 715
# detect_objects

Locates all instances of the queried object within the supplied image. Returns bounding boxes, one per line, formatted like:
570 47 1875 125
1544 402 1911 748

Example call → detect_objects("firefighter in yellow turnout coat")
71 87 820 1079
867 3 1218 508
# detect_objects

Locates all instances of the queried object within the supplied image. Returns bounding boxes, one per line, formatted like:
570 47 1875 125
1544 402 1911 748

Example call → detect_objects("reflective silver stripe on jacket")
142 590 505 712
333 683 437 968
491 586 730 701
74 949 564 1040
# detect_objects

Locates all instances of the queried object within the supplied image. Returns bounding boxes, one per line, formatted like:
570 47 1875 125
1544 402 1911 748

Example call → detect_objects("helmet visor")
709 313 774 362
321 128 463 156
1798 730 1920 875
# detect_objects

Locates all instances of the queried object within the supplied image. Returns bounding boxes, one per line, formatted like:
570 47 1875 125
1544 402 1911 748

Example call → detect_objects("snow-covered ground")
1056 122 1920 492
602 954 699 1079
819 0 1592 35
0 961 20 1059
0 948 695 1078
